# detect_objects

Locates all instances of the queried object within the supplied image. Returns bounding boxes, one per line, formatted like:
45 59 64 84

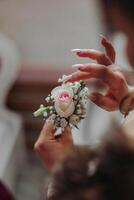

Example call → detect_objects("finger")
64 71 94 82
72 48 112 66
55 127 73 151
37 120 73 144
100 35 116 63
72 63 118 88
89 92 118 111
34 121 55 165
38 120 55 142
58 126 73 144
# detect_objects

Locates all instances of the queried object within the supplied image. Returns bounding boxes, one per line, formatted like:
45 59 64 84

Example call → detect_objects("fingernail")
89 94 97 102
72 64 84 68
100 34 108 43
63 75 72 82
100 34 106 39
71 49 81 52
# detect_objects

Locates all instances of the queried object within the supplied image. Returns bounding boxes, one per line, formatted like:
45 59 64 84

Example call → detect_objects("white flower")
58 78 62 83
79 87 89 99
40 104 44 108
72 82 81 94
45 97 50 103
77 104 81 108
74 95 78 100
43 112 48 117
76 109 82 114
60 118 68 128
69 114 80 126
51 114 56 120
58 75 68 83
56 117 61 121
51 85 75 118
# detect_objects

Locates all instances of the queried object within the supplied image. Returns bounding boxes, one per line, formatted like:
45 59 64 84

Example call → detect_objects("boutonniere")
33 75 89 136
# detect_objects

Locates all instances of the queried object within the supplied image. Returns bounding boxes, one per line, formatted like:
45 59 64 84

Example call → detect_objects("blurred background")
0 0 131 199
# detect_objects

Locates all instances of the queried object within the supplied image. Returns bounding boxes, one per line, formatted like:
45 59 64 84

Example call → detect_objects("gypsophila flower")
56 117 61 122
60 118 68 128
58 78 62 83
69 115 80 126
75 82 81 88
77 104 81 108
76 109 82 115
74 95 78 100
49 117 54 123
45 97 50 103
43 112 48 117
58 75 68 83
51 114 56 120
55 119 60 127
72 82 81 94
80 87 89 99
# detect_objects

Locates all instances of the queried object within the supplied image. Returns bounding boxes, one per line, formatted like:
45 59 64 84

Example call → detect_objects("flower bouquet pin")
33 75 89 136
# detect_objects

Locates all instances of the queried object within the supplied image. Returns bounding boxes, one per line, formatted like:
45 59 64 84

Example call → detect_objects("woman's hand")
34 120 73 172
64 36 129 112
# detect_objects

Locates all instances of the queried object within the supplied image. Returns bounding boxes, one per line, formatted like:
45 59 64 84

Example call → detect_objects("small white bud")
43 112 48 117
58 78 62 83
45 97 50 102
77 109 82 114
49 106 53 110
77 104 81 108
74 95 78 100
40 104 44 108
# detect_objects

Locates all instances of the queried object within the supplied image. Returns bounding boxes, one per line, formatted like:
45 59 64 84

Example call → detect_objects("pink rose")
51 86 75 118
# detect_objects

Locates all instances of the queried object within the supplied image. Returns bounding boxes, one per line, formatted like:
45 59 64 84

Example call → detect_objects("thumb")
42 120 73 142
40 120 55 141
89 92 118 111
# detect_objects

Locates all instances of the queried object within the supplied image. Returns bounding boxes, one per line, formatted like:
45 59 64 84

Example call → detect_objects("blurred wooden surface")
6 67 73 151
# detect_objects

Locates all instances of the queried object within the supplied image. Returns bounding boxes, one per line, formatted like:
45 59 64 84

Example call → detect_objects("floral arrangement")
33 75 89 136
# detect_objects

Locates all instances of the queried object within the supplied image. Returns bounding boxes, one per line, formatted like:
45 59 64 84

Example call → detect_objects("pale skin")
34 36 132 172
34 120 73 172
65 36 129 112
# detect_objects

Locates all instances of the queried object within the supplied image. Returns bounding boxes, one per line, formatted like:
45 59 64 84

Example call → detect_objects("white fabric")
0 33 26 195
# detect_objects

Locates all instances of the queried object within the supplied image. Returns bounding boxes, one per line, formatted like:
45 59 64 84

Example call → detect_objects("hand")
64 36 129 112
34 120 73 172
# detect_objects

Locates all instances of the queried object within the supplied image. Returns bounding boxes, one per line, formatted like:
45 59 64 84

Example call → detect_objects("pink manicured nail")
63 75 72 82
71 49 82 52
100 34 108 43
100 34 106 39
72 64 84 68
